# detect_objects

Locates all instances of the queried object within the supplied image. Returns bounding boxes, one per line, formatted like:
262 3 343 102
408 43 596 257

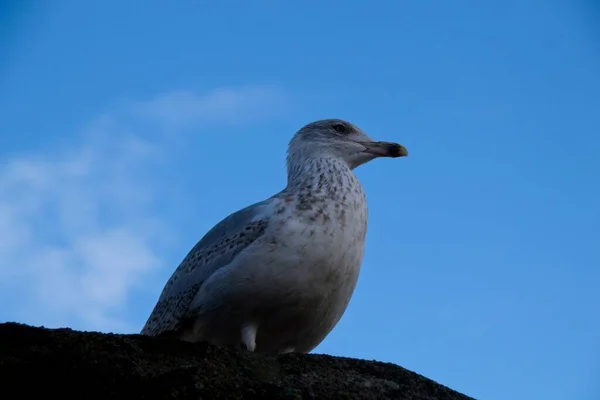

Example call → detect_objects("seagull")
140 119 408 354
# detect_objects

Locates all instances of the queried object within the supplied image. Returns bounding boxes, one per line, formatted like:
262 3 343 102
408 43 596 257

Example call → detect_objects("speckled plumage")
141 119 408 354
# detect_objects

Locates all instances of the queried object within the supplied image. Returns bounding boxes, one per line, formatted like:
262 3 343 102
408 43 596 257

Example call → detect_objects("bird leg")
241 323 258 352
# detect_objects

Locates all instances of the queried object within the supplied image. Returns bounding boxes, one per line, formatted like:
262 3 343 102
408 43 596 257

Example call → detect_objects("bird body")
141 119 407 354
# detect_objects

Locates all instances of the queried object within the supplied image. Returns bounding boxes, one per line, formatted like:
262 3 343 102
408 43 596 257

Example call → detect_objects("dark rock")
0 322 474 399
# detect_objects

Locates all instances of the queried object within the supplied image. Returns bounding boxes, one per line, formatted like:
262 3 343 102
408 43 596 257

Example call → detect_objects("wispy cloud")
129 84 287 130
0 85 285 333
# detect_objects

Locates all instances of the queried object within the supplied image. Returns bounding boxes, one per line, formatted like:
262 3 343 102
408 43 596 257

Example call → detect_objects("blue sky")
1 1 599 399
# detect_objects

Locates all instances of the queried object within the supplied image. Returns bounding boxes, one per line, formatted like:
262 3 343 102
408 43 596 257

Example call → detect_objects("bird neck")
285 156 354 192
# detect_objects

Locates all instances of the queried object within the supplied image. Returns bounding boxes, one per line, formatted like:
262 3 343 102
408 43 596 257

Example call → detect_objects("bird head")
287 119 408 170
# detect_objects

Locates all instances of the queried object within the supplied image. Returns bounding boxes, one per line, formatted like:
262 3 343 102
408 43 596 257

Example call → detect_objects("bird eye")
332 123 348 133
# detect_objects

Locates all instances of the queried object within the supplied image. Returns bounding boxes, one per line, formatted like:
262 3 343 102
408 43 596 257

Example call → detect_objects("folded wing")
140 198 275 337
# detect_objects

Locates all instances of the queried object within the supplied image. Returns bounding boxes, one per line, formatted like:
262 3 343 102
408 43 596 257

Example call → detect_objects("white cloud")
0 85 285 333
129 84 287 129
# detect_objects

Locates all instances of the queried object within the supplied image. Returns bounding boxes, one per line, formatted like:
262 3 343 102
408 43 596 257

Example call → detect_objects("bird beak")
357 141 408 158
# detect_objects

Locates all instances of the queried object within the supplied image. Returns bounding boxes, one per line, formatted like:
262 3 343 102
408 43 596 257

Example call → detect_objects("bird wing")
140 197 276 336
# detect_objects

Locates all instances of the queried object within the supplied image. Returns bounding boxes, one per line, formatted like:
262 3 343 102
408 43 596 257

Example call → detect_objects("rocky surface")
0 322 474 399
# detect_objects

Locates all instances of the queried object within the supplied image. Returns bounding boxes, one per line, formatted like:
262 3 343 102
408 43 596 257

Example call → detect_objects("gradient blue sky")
1 1 599 399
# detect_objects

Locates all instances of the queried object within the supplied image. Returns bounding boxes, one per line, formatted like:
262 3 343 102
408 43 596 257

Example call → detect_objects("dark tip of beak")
390 144 408 158
358 141 408 158
374 142 408 158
